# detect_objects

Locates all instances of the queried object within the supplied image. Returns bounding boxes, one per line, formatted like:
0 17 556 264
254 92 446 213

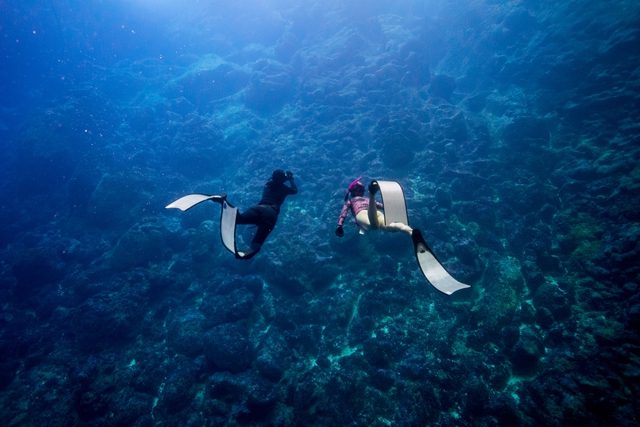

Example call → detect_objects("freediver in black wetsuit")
166 169 298 260
233 169 298 259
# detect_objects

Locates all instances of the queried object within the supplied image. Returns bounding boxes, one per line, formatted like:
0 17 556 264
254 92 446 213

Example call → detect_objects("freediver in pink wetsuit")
335 178 413 237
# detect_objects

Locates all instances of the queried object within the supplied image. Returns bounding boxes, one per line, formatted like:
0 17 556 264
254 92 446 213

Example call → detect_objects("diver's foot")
236 242 261 260
368 181 380 195
237 247 258 260
236 248 253 258
211 193 227 204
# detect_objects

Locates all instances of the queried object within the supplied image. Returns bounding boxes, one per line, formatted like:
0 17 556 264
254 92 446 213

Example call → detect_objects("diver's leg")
367 181 381 230
252 208 276 249
371 210 412 234
244 223 273 258
355 211 371 230
236 206 260 225
239 207 276 259
381 221 413 235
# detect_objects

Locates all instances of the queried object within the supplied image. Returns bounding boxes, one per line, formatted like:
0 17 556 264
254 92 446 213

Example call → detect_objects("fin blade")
220 201 238 254
413 229 471 295
166 194 215 211
375 180 409 227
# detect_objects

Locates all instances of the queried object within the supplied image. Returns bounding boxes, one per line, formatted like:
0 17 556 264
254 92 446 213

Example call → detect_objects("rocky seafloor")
1 0 639 425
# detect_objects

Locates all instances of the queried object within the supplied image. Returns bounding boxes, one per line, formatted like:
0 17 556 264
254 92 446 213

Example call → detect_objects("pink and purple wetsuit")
337 196 383 227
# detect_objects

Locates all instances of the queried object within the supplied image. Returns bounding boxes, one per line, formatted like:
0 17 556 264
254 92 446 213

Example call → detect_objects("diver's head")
345 177 365 200
271 169 287 184
350 181 365 197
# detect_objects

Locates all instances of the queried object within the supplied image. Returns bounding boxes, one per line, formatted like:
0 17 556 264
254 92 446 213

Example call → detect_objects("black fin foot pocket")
412 228 426 249
211 193 227 204
368 180 380 195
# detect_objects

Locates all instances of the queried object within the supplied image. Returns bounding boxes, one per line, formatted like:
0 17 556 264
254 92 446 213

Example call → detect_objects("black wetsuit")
236 178 298 255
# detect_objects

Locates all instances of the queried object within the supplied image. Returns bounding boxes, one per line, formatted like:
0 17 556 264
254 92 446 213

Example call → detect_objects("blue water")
1 0 639 425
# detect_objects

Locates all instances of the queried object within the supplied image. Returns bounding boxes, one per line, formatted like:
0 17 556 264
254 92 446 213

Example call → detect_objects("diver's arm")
336 201 351 237
337 201 351 226
288 178 298 194
286 171 298 194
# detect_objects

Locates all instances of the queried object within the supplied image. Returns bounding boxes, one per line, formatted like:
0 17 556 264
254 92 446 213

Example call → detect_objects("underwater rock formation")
0 0 639 426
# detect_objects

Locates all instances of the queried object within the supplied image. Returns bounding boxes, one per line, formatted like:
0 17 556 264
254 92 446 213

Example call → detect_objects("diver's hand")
285 171 294 181
335 225 344 237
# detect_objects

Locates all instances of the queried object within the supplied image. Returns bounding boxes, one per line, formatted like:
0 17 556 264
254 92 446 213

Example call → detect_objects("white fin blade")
376 180 409 226
415 241 471 295
166 194 214 211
